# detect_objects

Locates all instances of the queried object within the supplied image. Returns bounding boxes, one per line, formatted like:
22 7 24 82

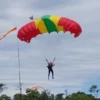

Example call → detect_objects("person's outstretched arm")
46 59 49 63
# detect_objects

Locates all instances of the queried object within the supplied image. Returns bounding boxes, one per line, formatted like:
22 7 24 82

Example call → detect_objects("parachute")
0 27 17 40
17 15 82 43
27 86 44 91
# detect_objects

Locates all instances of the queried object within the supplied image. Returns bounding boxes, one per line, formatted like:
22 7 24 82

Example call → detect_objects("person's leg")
48 69 50 80
51 69 54 79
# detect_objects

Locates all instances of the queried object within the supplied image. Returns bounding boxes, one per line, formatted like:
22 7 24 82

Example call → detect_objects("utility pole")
17 40 22 100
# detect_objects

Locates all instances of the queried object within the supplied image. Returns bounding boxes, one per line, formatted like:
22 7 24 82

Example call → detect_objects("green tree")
0 94 11 100
49 94 55 100
38 90 51 100
89 85 100 97
0 83 7 93
89 85 97 93
13 93 27 100
55 93 64 100
65 91 95 100
26 89 40 100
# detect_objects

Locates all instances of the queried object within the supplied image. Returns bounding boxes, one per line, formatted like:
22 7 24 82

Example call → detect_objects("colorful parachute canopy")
17 15 82 43
27 86 44 91
0 27 17 40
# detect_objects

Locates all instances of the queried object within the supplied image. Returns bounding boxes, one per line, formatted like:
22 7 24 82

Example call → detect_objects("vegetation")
0 83 100 100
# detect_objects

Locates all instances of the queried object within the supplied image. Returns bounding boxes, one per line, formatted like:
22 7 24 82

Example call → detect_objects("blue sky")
0 0 100 97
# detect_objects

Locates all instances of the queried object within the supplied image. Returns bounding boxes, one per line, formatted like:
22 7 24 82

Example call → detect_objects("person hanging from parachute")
46 57 56 80
17 15 82 80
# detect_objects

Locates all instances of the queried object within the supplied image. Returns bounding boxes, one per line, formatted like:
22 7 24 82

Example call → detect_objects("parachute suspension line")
57 34 60 46
54 33 61 59
17 39 22 100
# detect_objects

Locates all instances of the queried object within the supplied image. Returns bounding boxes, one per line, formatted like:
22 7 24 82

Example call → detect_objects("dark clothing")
47 64 54 79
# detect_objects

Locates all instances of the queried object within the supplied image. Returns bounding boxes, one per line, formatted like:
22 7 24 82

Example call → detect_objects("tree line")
0 83 100 100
